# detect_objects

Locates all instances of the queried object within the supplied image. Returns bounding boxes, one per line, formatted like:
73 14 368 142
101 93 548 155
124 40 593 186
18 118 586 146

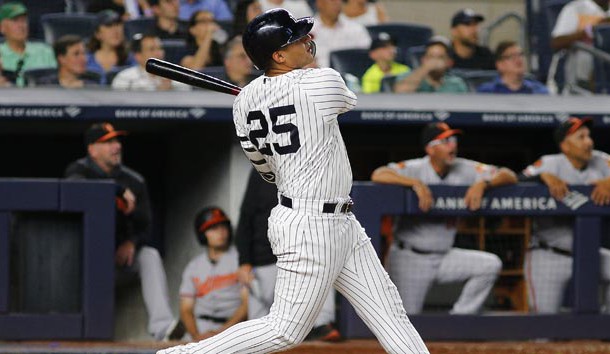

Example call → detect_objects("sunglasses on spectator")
427 136 458 147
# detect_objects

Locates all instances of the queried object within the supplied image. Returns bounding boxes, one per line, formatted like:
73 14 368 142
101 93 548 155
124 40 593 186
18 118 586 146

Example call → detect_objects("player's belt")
198 315 229 323
529 241 572 257
397 241 446 255
280 195 353 214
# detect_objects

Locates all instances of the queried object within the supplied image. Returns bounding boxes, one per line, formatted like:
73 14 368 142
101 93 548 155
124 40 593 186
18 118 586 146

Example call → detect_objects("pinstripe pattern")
157 67 429 353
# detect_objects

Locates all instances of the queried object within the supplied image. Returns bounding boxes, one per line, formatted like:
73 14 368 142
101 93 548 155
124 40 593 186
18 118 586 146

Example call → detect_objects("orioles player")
158 8 429 354
371 123 516 314
179 207 248 341
521 117 610 313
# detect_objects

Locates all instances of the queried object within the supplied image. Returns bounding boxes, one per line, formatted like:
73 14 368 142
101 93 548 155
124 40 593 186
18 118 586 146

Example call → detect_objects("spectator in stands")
180 10 224 70
113 33 191 90
521 117 610 313
0 53 14 87
341 0 388 26
179 0 234 22
0 2 56 87
371 122 516 314
394 36 468 93
180 207 248 341
311 0 371 68
87 10 136 85
37 35 100 89
259 0 313 19
87 0 154 19
361 32 410 93
219 36 256 87
477 41 549 94
236 168 341 342
551 0 610 90
449 8 495 70
231 0 263 37
65 122 185 341
151 0 189 39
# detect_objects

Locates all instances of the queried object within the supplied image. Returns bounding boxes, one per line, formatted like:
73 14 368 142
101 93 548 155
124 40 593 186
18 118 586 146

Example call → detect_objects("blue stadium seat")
161 39 189 64
366 23 433 52
124 18 156 41
380 75 398 93
40 13 97 45
329 48 373 80
593 24 610 93
405 45 426 69
450 69 499 92
22 68 58 87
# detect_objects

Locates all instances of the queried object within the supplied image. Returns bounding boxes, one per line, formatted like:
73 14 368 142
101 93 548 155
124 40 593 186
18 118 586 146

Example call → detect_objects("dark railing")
339 182 610 340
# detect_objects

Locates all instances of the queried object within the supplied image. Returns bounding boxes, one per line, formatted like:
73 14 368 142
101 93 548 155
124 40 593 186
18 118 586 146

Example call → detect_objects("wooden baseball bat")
145 58 242 96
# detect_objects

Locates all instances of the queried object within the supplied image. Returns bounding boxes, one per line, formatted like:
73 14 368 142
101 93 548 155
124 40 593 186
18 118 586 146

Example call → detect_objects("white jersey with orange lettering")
385 156 502 314
158 68 429 353
521 151 610 313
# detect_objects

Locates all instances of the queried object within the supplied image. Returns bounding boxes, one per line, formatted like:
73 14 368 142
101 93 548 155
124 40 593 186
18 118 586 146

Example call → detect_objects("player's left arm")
213 286 249 335
591 152 610 205
302 68 357 123
179 296 200 340
464 165 517 211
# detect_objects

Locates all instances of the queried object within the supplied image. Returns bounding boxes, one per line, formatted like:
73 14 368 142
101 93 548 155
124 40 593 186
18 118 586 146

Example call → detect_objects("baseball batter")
158 8 429 354
179 207 248 341
371 123 516 314
521 117 610 313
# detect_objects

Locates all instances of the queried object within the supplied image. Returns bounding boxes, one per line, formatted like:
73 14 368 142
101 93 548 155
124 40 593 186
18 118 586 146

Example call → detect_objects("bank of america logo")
189 108 206 119
64 106 81 117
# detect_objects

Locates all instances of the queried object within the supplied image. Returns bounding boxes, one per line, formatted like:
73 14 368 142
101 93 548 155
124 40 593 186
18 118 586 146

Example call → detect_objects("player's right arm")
520 156 569 200
179 297 200 340
233 95 276 183
371 163 433 212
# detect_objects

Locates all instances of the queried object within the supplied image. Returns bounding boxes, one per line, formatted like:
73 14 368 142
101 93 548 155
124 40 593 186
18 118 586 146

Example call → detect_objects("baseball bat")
145 58 242 96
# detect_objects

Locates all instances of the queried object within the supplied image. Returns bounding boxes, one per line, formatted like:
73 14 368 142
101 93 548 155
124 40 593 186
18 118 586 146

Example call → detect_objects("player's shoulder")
592 150 610 164
299 67 343 83
119 165 146 184
392 156 426 169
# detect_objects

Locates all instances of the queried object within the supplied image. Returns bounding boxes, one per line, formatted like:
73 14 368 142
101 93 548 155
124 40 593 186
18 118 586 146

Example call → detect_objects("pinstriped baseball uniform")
158 68 429 353
385 156 503 314
522 151 610 313
179 246 242 336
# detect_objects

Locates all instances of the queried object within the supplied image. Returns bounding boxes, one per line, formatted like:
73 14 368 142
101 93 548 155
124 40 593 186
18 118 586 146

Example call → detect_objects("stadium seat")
161 39 189 64
124 18 156 41
366 23 433 64
380 75 398 93
40 13 97 45
593 24 610 93
450 69 499 92
22 68 58 87
405 45 426 69
329 48 373 81
21 0 67 40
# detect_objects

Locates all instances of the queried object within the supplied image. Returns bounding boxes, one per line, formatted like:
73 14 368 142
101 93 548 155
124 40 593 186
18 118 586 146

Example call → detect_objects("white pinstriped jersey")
387 156 498 252
522 150 610 250
233 68 357 201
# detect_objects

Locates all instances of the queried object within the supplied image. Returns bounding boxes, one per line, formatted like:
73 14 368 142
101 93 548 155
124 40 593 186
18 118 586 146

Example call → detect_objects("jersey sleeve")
301 68 357 123
387 160 417 178
233 94 276 183
594 150 610 177
522 155 553 178
179 261 196 298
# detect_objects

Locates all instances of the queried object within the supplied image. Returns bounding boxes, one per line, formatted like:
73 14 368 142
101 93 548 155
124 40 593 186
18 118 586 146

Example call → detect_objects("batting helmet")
194 207 232 246
242 8 314 70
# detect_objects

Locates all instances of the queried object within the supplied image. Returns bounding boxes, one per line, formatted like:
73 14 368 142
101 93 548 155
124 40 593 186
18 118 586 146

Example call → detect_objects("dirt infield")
3 340 610 354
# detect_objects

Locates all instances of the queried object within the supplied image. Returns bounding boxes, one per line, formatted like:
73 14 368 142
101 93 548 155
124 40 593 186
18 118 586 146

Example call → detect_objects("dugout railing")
338 182 610 340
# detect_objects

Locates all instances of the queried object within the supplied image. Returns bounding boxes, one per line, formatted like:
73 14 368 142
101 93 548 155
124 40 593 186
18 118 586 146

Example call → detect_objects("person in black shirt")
150 0 189 39
37 35 100 88
64 122 184 342
449 8 495 70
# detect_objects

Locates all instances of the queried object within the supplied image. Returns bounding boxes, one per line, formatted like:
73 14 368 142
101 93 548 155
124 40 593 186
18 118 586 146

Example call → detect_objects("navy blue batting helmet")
194 207 232 246
242 8 314 70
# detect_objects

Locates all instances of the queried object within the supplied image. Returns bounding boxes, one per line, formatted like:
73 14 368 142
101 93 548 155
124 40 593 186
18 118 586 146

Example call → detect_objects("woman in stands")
231 0 263 37
342 0 388 26
86 10 136 85
180 10 224 71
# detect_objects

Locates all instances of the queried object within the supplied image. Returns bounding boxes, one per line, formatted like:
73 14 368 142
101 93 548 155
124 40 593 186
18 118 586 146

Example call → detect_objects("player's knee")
486 253 503 276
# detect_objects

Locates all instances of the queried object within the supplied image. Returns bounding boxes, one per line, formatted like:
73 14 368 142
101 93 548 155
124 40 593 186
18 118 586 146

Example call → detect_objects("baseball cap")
0 2 27 21
553 117 593 144
451 8 484 28
196 207 230 234
370 32 395 51
85 122 127 145
420 122 463 146
425 35 451 51
95 9 121 28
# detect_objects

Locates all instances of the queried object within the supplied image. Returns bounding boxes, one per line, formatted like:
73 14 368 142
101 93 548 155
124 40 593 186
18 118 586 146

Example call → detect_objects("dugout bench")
339 182 610 340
